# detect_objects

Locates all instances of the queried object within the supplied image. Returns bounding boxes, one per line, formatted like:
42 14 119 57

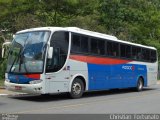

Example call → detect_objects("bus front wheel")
69 78 84 99
136 77 144 92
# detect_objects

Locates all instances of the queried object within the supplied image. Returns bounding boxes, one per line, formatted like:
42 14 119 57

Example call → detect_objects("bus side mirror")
2 47 5 58
48 47 53 59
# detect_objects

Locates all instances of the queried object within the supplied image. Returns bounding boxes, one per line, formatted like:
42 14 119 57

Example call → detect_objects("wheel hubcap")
72 82 81 95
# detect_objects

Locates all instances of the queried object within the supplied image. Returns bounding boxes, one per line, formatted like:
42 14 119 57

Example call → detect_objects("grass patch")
0 79 4 87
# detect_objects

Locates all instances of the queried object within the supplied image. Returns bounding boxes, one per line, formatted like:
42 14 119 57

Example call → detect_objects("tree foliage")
0 0 160 79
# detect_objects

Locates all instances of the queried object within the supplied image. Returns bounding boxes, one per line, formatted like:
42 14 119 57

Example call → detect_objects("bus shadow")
9 88 156 102
9 93 70 102
83 88 154 98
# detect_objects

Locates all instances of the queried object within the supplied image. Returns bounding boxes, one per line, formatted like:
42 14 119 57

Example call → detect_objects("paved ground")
0 83 160 114
0 85 24 95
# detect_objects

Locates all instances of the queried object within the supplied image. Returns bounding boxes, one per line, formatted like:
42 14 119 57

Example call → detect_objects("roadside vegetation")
0 0 160 86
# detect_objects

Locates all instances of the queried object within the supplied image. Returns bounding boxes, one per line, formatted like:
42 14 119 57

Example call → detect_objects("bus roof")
16 27 156 50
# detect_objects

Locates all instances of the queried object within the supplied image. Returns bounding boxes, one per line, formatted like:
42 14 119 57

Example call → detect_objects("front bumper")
4 81 44 94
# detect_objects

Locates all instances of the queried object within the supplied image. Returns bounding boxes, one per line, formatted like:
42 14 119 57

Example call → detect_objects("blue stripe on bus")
8 74 40 84
87 63 147 90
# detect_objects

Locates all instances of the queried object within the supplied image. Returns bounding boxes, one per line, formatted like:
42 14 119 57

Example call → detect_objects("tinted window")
46 31 69 72
120 44 131 58
132 46 142 60
70 33 157 63
142 49 150 61
71 34 80 52
81 36 89 53
150 50 157 62
98 40 105 55
107 41 119 57
90 38 98 54
90 38 105 55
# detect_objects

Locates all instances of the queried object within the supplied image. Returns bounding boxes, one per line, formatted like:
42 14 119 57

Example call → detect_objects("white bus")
5 27 158 98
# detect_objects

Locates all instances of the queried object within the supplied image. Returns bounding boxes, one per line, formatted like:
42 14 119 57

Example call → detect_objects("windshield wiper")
9 50 21 73
19 51 29 73
18 34 32 73
9 35 29 73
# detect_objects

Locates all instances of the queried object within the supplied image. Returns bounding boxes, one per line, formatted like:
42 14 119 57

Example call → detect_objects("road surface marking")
0 94 8 96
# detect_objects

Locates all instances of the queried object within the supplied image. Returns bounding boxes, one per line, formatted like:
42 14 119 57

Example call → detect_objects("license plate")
15 86 22 90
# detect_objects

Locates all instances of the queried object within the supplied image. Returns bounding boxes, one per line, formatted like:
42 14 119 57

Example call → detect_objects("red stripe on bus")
24 74 40 79
70 55 132 65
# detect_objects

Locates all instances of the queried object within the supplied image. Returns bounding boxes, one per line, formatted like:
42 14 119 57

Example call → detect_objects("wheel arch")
69 74 87 92
138 75 144 85
137 75 145 86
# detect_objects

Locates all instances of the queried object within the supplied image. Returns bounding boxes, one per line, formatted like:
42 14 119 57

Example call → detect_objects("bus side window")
107 41 112 56
107 41 119 57
136 48 142 60
46 31 69 73
132 47 137 59
90 38 98 54
53 47 60 67
71 34 80 53
113 51 117 56
120 44 131 58
142 49 150 61
98 40 105 55
81 36 89 53
151 50 157 62
137 52 143 60
132 46 142 60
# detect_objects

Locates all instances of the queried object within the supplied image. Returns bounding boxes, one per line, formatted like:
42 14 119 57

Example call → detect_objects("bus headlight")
29 80 42 84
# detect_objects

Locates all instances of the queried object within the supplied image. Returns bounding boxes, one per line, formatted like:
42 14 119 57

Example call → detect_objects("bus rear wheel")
69 78 84 99
136 77 144 92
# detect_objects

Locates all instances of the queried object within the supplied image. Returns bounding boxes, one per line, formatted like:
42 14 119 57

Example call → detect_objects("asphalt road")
0 84 160 114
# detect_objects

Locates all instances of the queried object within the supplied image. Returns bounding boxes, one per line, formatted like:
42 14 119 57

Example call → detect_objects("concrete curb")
0 87 5 89
0 92 27 96
0 88 27 96
0 94 8 96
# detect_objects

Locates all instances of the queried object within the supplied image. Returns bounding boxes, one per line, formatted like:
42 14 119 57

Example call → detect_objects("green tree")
0 0 160 80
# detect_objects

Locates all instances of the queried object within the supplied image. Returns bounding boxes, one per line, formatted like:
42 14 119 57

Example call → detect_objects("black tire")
136 77 144 92
69 78 84 99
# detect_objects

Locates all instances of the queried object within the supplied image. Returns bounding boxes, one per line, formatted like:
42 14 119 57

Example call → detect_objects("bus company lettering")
122 65 135 71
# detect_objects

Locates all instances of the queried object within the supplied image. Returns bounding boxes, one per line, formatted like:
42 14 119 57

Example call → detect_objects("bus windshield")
6 31 50 74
